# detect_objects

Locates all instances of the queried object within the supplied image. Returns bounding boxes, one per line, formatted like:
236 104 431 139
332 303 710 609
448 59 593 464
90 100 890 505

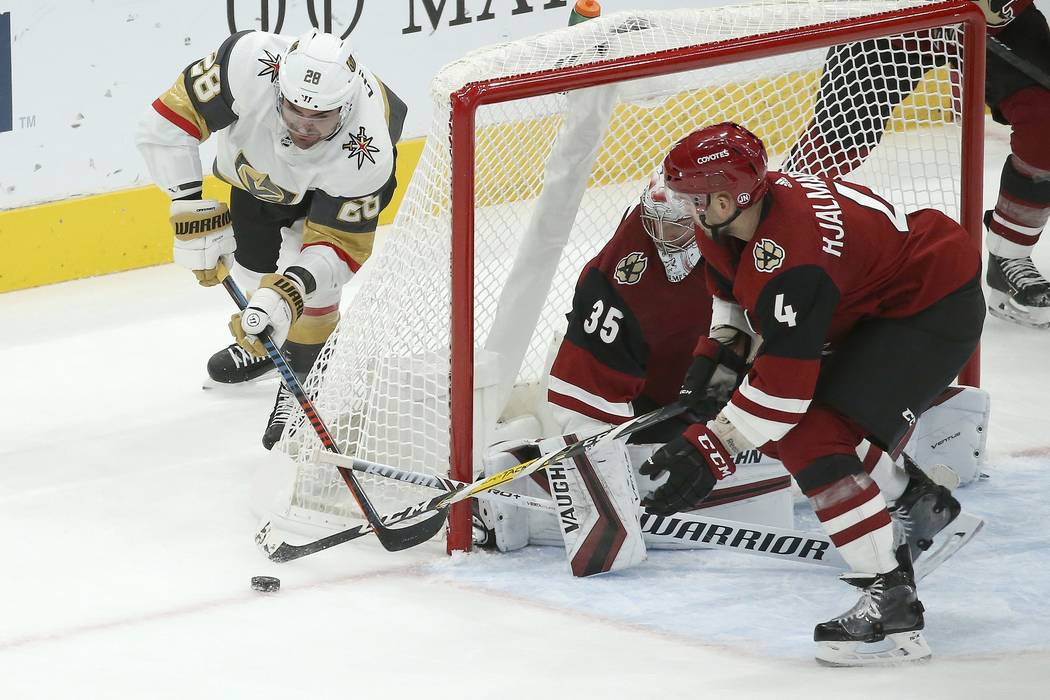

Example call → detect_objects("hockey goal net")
259 0 985 551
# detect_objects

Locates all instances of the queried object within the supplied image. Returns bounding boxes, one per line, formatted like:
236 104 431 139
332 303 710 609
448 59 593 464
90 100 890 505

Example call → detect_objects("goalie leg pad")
899 386 990 486
540 435 646 577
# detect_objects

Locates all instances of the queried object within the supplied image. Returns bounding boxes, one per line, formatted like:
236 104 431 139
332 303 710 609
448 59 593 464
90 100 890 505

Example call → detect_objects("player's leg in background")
984 6 1050 328
782 34 942 178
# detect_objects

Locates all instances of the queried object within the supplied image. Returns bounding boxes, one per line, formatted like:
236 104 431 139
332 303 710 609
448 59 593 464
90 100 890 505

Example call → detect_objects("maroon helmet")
662 122 769 212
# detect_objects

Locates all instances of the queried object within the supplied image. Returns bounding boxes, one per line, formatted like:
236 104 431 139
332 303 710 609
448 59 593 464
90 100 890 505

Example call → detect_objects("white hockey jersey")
136 30 407 271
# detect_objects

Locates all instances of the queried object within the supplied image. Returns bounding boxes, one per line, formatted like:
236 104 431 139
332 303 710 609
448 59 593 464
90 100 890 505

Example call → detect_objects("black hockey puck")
251 576 280 593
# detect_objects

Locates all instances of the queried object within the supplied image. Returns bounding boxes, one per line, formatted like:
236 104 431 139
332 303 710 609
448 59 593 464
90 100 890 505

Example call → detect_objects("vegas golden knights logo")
234 152 297 204
753 238 785 273
614 252 648 285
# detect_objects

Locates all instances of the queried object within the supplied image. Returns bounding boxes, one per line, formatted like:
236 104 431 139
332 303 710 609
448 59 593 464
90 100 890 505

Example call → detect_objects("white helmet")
641 167 695 255
276 29 361 144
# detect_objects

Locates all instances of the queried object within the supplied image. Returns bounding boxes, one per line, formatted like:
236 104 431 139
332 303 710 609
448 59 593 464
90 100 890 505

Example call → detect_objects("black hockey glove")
679 336 748 422
640 423 737 516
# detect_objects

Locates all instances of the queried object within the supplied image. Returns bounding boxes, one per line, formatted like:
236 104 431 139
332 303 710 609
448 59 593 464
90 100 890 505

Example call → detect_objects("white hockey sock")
859 441 908 505
812 472 899 574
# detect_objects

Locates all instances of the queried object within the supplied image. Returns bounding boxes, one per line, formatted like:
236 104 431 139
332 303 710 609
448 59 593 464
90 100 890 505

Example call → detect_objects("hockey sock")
797 454 899 574
986 154 1050 258
858 440 909 504
284 307 339 381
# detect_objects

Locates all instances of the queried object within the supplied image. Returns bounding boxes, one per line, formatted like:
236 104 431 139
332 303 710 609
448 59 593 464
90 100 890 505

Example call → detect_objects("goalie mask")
662 122 769 241
641 168 700 282
275 29 362 149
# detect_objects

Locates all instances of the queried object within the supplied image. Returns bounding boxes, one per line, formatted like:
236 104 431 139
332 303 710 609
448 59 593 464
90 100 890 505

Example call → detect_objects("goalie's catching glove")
169 199 235 286
230 273 305 357
639 419 739 516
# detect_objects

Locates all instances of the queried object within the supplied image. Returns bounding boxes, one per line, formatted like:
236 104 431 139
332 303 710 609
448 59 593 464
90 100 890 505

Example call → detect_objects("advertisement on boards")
0 0 709 210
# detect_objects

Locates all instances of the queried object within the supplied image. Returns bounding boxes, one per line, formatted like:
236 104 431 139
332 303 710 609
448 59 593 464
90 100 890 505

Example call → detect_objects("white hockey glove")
170 199 236 287
230 273 305 357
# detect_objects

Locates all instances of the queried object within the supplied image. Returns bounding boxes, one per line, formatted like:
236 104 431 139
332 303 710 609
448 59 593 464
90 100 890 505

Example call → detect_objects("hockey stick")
313 450 848 569
220 270 447 552
317 449 558 513
258 401 689 562
313 450 984 579
988 35 1050 93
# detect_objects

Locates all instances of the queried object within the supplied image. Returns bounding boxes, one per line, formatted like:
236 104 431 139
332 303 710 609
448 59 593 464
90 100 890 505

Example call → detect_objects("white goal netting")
259 0 982 547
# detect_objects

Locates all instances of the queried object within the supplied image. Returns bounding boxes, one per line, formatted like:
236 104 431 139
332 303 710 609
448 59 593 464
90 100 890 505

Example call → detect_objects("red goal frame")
445 0 987 552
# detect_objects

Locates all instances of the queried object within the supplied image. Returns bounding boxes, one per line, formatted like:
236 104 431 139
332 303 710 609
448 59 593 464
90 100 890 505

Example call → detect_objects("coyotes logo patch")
974 0 1016 28
753 238 785 273
614 252 648 285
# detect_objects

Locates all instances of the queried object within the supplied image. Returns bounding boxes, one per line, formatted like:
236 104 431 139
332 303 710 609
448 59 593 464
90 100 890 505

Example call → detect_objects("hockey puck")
251 576 280 593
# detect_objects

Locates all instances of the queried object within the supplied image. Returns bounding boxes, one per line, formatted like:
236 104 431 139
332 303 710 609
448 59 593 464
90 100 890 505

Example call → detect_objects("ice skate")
203 342 277 388
814 550 930 666
985 249 1050 329
891 454 962 563
262 384 296 450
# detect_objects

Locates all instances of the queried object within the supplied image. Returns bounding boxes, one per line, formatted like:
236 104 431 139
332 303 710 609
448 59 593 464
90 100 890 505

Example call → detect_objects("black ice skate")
262 384 296 450
986 246 1050 329
204 343 277 388
892 454 962 563
814 550 930 666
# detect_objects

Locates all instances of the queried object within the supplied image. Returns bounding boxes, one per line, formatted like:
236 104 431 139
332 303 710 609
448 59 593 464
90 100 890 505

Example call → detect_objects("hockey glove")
639 422 736 516
231 273 305 357
679 336 748 421
170 199 236 287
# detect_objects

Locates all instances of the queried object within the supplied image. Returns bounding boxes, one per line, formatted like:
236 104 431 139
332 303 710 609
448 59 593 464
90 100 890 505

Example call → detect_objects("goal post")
263 0 987 553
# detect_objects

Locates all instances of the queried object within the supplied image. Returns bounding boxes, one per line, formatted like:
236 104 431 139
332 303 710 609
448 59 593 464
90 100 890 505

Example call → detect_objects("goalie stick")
312 451 982 578
220 271 446 552
257 401 688 562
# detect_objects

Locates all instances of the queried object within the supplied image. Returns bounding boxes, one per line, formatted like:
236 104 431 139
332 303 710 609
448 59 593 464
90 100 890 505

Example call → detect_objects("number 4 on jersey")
774 293 797 327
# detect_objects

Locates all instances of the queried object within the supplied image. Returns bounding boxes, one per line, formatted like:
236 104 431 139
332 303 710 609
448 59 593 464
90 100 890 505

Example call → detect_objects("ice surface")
0 119 1047 698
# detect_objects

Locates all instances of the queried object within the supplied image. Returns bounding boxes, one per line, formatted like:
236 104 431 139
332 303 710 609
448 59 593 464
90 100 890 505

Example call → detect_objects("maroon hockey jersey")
700 172 980 447
548 206 713 425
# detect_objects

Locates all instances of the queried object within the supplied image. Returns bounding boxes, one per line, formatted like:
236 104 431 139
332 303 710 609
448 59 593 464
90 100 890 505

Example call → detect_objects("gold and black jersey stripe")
376 78 408 145
304 175 397 271
153 30 251 141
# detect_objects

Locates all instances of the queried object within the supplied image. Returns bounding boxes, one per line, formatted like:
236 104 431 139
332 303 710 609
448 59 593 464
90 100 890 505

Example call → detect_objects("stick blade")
255 520 374 563
370 508 449 552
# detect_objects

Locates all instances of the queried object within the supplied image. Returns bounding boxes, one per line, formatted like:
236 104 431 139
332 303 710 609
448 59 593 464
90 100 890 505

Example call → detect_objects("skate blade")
914 512 984 581
987 292 1050 329
201 367 279 391
815 630 932 667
